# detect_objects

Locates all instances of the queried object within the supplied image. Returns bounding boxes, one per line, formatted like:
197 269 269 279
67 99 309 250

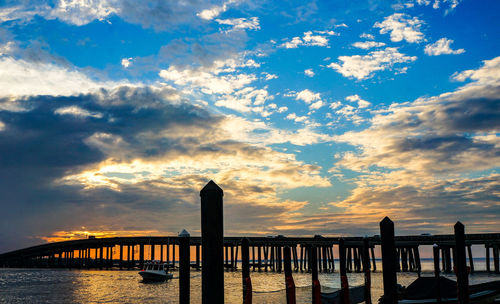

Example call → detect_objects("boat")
320 285 365 304
399 276 500 304
138 261 173 282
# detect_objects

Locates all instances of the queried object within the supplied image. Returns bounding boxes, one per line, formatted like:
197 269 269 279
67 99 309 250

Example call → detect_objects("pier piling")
380 216 398 304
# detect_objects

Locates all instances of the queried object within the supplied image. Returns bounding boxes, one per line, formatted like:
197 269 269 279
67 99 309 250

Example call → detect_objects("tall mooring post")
179 229 190 304
200 180 224 304
380 217 398 304
454 222 469 304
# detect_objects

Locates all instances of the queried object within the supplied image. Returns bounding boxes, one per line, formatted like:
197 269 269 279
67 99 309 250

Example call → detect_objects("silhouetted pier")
1 233 499 274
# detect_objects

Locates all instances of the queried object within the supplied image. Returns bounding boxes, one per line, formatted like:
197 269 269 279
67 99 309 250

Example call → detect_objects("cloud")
424 38 465 56
121 57 133 68
295 89 321 103
374 13 425 43
327 47 417 80
0 1 224 31
352 41 386 49
0 85 332 251
54 106 104 119
345 94 371 108
360 33 374 40
215 17 260 31
304 69 315 77
327 56 500 233
280 30 337 49
0 56 127 98
159 57 259 95
197 0 240 20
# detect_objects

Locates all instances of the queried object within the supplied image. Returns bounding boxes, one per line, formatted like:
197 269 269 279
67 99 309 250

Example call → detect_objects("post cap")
200 180 223 196
433 243 439 247
179 229 190 237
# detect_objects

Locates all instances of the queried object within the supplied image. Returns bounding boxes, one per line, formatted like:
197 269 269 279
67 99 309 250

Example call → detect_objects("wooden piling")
200 180 224 304
433 244 441 303
339 239 350 304
466 245 473 274
454 222 469 304
486 246 490 273
139 244 144 269
284 246 296 304
363 238 372 304
310 246 321 304
380 217 398 304
241 238 252 304
179 230 190 304
119 245 123 270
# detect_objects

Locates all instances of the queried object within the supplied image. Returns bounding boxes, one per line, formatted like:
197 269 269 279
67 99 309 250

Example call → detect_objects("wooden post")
433 244 441 303
166 241 170 270
311 246 321 304
196 244 200 269
139 244 144 269
494 246 500 274
339 238 351 304
467 245 474 274
200 180 224 304
454 222 469 304
380 217 398 304
242 238 252 304
414 246 422 276
179 230 190 304
160 244 163 263
119 245 123 270
151 243 155 261
363 238 372 304
258 245 262 272
284 246 296 304
485 246 490 273
371 247 376 271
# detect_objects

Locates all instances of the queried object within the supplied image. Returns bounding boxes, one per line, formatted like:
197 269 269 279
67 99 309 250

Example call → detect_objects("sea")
1 259 498 303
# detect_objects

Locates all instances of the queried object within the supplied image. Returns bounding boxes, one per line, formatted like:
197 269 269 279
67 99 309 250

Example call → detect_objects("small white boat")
138 261 173 282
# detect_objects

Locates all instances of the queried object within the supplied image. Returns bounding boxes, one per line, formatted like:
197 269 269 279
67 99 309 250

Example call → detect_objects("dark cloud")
0 85 322 252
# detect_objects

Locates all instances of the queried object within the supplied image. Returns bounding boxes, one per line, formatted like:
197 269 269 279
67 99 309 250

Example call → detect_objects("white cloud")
346 94 371 108
327 47 417 80
159 57 258 95
0 57 125 98
374 13 425 43
215 17 260 31
277 106 288 113
360 33 374 40
334 23 348 28
280 30 336 49
54 106 103 119
196 0 240 20
424 38 465 56
286 113 308 123
121 57 133 68
309 100 324 110
352 41 386 49
263 73 278 80
295 89 321 103
329 101 342 109
304 69 315 77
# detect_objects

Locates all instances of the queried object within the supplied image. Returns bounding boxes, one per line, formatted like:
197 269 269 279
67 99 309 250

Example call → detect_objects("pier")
1 232 499 273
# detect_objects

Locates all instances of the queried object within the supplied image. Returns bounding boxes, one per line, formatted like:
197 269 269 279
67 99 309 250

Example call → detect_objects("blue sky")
0 0 499 251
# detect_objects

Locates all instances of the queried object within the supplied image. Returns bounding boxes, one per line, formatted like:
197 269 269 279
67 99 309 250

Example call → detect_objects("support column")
200 181 224 304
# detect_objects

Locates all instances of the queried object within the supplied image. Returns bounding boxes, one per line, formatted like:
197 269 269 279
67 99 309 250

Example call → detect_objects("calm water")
1 260 498 303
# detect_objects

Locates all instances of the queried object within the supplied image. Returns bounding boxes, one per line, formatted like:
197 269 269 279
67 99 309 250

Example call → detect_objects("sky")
0 0 499 253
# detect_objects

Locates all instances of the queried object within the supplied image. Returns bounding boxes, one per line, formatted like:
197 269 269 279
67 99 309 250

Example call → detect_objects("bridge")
1 233 499 274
